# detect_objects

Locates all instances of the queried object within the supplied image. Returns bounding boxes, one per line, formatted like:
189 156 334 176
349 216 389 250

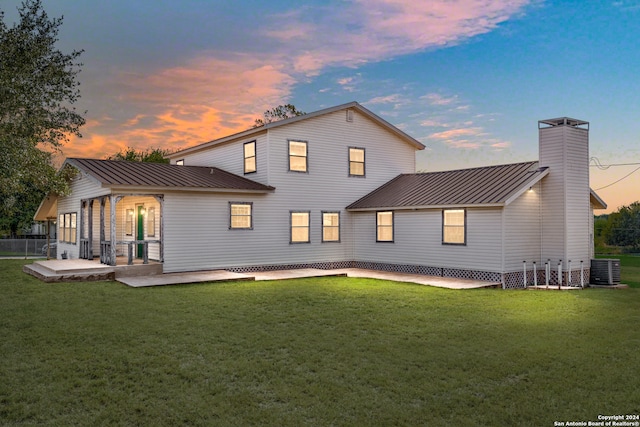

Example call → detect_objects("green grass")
2 260 640 426
596 254 640 288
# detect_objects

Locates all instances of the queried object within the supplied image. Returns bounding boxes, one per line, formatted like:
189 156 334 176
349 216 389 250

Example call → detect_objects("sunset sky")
4 0 640 212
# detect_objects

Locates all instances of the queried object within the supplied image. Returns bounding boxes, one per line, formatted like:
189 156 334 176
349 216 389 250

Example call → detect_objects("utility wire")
595 165 640 190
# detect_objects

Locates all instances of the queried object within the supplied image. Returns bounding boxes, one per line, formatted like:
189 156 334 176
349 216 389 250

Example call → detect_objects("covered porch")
78 194 164 267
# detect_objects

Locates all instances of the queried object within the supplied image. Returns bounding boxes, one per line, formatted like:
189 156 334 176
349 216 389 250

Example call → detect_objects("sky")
3 0 640 212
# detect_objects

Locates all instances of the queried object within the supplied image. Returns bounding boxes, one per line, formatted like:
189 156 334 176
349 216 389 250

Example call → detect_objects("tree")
604 202 640 251
0 0 85 220
106 147 172 164
253 104 306 127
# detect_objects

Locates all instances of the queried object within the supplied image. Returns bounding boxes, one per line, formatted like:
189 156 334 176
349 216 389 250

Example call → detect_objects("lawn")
2 260 639 426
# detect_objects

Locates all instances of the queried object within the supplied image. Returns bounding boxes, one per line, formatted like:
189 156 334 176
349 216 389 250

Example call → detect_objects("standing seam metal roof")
66 158 275 191
346 161 546 209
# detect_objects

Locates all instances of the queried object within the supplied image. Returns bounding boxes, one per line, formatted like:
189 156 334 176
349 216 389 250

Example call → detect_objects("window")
376 211 393 242
244 141 256 174
125 209 134 236
443 209 466 244
289 140 308 172
147 207 156 237
176 159 184 166
290 211 310 243
230 203 253 229
58 212 77 244
322 212 340 242
349 147 365 176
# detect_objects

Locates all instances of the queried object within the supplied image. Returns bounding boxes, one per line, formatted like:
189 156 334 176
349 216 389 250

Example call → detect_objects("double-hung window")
443 209 466 244
322 212 340 242
244 141 256 174
290 211 310 243
289 140 308 172
59 212 77 244
230 203 253 229
349 147 365 176
376 211 393 242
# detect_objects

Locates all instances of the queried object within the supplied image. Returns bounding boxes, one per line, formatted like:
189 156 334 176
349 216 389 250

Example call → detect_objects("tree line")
595 201 640 253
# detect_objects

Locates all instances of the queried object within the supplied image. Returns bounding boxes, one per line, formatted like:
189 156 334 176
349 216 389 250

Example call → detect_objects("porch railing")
79 238 91 259
100 241 113 265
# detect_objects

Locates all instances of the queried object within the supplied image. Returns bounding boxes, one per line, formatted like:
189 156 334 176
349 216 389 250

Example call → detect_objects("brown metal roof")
347 161 548 210
66 158 275 192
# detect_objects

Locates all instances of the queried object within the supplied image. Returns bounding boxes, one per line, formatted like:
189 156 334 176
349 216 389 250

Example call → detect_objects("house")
33 102 606 288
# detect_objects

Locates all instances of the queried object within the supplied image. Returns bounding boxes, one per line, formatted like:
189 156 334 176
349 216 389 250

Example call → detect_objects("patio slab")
117 270 254 287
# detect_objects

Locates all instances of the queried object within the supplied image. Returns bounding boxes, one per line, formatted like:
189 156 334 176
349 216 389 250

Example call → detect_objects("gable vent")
346 109 354 122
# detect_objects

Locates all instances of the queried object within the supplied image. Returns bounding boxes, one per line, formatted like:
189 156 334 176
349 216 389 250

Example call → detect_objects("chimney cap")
539 117 589 129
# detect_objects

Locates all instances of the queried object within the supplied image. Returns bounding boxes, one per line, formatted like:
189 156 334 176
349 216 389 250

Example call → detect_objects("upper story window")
59 212 77 244
376 211 394 242
322 212 340 242
443 209 466 245
176 159 184 166
289 140 308 172
244 141 256 174
290 211 310 243
230 202 253 229
349 147 365 177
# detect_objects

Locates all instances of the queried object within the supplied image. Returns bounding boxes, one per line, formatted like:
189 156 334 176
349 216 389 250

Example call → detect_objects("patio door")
136 205 144 258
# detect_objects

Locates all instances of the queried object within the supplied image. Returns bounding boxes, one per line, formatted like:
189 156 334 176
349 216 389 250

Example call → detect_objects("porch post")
87 199 93 259
153 195 164 263
80 200 85 258
100 197 106 263
109 195 117 266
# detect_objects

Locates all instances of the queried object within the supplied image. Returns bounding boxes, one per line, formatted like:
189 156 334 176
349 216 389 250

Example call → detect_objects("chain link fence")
0 239 56 257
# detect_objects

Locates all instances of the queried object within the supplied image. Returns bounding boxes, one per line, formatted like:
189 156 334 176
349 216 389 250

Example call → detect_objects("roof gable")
66 158 275 192
168 102 425 158
347 161 548 210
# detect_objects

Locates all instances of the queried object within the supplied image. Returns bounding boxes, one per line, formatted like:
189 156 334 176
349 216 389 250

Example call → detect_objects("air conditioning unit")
590 259 621 285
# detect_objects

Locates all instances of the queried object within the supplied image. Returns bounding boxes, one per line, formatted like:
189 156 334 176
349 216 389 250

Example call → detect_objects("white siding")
539 124 591 267
352 208 503 272
56 171 109 259
172 134 270 186
162 109 419 273
503 182 542 272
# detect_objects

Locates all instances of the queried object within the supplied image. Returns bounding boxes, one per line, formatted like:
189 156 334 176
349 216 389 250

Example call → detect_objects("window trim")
125 209 134 236
376 211 394 243
147 207 156 237
348 147 366 177
288 139 308 173
243 141 257 174
290 210 310 243
58 212 77 244
442 208 467 245
321 211 340 243
229 202 253 230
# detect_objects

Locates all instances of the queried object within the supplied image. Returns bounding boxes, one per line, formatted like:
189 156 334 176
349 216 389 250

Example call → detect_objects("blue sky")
3 0 639 211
